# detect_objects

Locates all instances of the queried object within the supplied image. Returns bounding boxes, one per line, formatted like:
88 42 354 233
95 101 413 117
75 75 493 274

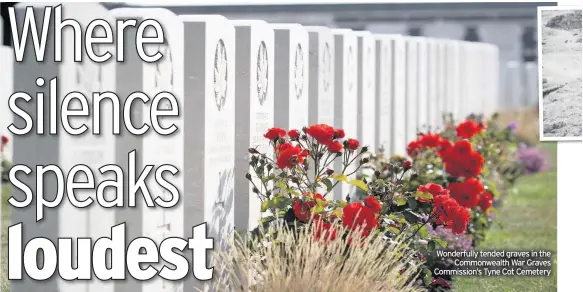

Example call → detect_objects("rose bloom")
363 196 381 214
328 141 343 153
306 124 335 145
287 129 300 140
478 192 493 212
313 219 338 243
293 193 326 222
342 202 378 236
264 127 286 140
418 133 442 148
456 120 480 139
335 128 345 139
346 138 360 150
417 183 449 202
447 178 485 208
277 144 308 169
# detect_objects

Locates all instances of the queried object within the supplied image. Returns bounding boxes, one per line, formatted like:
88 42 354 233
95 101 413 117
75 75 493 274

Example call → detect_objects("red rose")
418 133 442 148
447 178 484 208
264 127 286 140
363 196 381 214
456 120 480 139
346 138 360 150
478 192 493 212
328 141 343 153
335 128 345 139
403 160 413 170
306 124 335 145
449 205 471 234
1 136 9 145
277 144 308 169
293 193 326 222
417 183 449 202
313 219 338 243
437 139 452 158
288 129 300 140
407 140 422 156
342 202 378 234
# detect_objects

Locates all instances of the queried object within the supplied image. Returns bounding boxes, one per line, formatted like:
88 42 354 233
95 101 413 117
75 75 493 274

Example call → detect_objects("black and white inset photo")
538 6 582 141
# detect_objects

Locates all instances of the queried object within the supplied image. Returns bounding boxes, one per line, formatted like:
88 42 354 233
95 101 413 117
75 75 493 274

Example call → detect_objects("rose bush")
245 113 525 291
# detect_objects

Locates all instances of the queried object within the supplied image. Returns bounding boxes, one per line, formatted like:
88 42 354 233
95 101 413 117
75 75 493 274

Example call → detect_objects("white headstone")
355 31 377 152
331 29 358 200
374 35 392 155
112 7 185 292
306 26 335 126
414 37 429 132
12 3 116 292
391 36 407 156
405 37 419 143
525 62 539 106
447 40 462 121
179 14 236 292
231 20 275 232
458 41 470 118
427 38 440 128
505 61 524 109
437 40 448 126
271 24 309 130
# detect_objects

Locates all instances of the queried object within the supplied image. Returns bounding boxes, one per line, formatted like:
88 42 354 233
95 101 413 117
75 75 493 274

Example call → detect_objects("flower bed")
221 113 527 291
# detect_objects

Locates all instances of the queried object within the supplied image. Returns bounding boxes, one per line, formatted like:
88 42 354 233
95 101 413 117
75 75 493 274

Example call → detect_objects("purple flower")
516 146 548 174
507 121 518 132
426 223 474 250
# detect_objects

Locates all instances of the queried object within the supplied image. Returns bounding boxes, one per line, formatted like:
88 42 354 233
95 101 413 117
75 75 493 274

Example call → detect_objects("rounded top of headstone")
373 33 403 40
304 26 331 32
231 19 269 27
354 30 373 37
331 28 354 35
110 7 178 20
270 23 303 30
180 14 229 23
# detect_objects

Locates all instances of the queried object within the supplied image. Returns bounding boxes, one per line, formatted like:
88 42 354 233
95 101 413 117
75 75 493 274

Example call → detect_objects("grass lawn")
455 142 558 292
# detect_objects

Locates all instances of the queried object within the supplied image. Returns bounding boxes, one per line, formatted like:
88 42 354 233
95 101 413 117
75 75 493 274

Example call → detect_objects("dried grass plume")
206 221 424 292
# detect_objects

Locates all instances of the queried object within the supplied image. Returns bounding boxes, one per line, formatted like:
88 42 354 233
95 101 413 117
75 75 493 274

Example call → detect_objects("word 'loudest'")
8 223 214 281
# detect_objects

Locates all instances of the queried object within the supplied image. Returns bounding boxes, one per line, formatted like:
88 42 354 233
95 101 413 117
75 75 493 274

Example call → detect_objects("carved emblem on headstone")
366 46 373 89
154 43 174 111
257 41 269 105
347 46 355 92
293 44 304 100
214 39 228 111
322 42 332 93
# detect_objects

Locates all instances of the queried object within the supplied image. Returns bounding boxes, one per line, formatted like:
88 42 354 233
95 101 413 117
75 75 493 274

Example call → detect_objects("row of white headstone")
0 3 500 292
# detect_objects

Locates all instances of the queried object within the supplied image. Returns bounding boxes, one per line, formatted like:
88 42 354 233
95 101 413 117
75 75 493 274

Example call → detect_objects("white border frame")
537 5 583 142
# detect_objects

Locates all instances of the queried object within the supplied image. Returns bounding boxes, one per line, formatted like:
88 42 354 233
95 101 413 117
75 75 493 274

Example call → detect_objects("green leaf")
387 227 401 234
330 174 348 181
402 210 423 224
396 197 407 206
416 191 433 201
348 179 368 192
423 267 432 286
427 240 436 251
322 178 334 192
407 197 418 210
260 201 270 212
432 238 448 248
415 224 429 239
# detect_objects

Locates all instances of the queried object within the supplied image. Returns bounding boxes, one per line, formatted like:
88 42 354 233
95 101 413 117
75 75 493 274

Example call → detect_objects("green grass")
455 142 558 292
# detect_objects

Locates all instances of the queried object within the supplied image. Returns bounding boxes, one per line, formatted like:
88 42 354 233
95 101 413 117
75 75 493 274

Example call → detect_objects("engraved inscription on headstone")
323 42 332 92
257 41 269 105
214 39 228 111
347 46 355 92
294 44 304 99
